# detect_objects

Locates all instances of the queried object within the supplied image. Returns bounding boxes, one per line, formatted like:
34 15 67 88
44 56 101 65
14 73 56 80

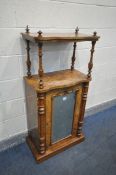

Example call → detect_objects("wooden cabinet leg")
37 93 46 154
77 82 89 136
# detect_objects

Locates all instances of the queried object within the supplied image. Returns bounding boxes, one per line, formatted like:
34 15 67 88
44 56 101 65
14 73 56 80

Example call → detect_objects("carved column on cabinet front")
37 93 46 154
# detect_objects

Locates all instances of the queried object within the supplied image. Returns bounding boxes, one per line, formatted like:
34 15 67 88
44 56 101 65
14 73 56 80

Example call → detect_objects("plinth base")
26 134 85 163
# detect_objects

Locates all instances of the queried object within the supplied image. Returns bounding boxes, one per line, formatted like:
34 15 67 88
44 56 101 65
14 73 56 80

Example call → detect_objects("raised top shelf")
21 32 100 43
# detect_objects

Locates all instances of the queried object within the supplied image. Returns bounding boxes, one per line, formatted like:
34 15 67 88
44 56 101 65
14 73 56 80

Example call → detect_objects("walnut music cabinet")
21 26 100 163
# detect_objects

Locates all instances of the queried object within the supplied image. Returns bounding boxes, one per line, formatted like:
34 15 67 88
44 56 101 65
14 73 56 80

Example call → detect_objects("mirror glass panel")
52 91 75 143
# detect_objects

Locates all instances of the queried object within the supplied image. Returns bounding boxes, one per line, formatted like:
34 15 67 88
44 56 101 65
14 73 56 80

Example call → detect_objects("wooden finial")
93 31 97 36
75 26 79 35
38 30 42 37
26 25 30 33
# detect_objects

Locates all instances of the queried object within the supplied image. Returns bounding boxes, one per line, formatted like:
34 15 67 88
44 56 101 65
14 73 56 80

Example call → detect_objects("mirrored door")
52 91 75 143
45 86 82 148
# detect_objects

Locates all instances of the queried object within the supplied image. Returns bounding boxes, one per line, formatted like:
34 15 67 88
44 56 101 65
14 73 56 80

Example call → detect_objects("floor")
0 106 116 175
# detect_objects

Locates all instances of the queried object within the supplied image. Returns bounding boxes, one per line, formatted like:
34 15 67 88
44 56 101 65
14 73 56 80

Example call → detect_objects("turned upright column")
37 93 46 155
38 31 44 89
77 82 89 136
87 32 97 79
37 31 46 154
77 32 97 136
25 25 31 77
71 27 79 70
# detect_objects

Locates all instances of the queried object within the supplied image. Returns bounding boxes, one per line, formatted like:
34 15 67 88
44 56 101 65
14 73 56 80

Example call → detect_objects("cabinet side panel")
24 80 40 151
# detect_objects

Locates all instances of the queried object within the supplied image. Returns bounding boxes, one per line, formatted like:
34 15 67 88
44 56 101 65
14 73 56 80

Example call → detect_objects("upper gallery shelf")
21 26 100 43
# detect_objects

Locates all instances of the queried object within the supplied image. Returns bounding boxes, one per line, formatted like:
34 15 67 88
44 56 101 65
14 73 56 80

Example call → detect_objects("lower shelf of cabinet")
26 134 85 163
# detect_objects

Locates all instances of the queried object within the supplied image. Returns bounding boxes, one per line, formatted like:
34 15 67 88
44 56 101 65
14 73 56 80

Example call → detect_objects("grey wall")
0 0 116 142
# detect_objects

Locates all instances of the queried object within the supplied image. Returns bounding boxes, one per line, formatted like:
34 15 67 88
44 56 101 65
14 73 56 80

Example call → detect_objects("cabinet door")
46 86 82 147
52 91 75 143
